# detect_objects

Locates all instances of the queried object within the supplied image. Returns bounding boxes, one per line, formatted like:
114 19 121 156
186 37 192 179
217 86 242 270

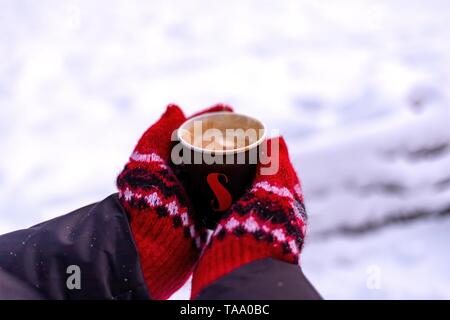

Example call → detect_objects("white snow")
294 106 450 235
1 0 449 299
302 217 450 299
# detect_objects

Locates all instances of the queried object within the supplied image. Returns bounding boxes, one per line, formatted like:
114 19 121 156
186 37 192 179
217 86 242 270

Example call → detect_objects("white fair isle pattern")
243 216 259 232
217 215 302 258
130 151 168 169
181 212 189 227
253 180 307 225
292 200 306 223
130 151 163 163
289 240 299 255
252 181 294 200
166 201 179 216
272 228 286 242
225 217 239 231
145 192 162 207
121 188 166 208
123 187 133 201
119 187 200 241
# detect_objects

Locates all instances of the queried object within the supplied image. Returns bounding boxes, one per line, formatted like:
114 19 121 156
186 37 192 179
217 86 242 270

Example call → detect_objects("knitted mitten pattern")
191 137 307 299
117 104 231 299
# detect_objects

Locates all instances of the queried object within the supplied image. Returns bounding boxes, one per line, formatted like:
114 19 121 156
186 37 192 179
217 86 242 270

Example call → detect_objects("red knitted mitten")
117 103 231 300
191 137 307 299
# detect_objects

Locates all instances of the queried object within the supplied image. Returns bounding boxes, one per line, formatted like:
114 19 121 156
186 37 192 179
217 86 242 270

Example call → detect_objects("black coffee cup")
172 112 266 229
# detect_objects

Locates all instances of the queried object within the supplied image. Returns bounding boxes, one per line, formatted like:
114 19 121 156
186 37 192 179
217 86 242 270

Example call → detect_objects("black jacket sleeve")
0 193 320 300
0 194 150 300
195 258 322 300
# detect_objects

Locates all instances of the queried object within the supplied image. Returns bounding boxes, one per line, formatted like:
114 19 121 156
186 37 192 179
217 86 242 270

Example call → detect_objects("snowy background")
1 0 450 299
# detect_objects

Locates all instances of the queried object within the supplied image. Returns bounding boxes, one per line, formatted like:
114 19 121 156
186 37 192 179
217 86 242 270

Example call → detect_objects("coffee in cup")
172 112 266 229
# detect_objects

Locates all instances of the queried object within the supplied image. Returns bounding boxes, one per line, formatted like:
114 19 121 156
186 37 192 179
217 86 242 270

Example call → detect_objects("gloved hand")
191 137 307 299
117 103 232 300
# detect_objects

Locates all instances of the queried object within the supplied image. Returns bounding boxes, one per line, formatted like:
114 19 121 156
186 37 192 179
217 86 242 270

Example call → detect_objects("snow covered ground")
1 0 449 299
298 106 450 299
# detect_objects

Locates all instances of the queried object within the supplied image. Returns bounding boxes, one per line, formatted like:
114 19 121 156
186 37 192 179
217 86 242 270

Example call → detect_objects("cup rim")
177 111 267 155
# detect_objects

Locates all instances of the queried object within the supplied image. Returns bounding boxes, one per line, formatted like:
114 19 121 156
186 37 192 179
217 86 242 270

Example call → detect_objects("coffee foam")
180 113 264 152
